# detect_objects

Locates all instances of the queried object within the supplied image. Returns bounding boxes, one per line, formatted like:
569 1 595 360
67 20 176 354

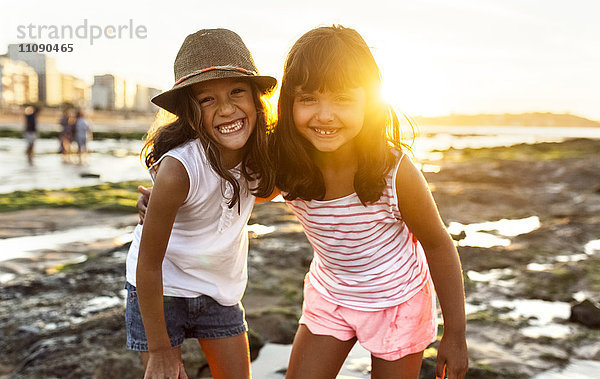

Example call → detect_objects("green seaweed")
437 139 599 162
0 180 151 213
0 128 146 141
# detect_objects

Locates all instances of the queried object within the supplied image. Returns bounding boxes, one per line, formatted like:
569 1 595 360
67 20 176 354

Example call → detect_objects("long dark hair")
142 81 275 209
273 25 412 204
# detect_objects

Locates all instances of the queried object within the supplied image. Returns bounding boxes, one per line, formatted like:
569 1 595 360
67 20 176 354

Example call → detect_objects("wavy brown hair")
142 80 275 209
272 25 413 204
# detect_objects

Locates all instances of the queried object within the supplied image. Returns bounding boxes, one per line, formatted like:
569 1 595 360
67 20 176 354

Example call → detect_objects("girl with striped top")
272 25 468 379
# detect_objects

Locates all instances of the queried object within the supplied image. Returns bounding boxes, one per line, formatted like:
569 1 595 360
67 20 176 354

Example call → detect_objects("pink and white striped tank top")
286 155 431 311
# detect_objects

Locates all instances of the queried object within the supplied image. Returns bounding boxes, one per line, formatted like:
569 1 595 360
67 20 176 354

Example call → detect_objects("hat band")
174 65 258 86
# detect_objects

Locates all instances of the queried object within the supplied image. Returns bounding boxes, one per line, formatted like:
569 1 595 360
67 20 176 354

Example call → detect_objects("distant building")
6 44 61 106
92 74 131 111
148 87 161 112
134 84 161 113
61 73 89 108
125 80 137 110
92 74 124 110
5 44 89 107
92 74 158 112
0 57 39 106
5 44 158 112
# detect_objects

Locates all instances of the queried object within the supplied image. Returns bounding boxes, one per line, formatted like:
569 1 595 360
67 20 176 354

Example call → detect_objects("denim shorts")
125 282 248 351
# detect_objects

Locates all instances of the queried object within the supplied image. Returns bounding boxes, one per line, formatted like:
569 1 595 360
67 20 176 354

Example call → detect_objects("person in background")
73 109 92 164
58 108 73 162
24 105 39 165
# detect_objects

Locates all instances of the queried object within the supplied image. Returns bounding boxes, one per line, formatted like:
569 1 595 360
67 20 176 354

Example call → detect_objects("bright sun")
375 46 452 118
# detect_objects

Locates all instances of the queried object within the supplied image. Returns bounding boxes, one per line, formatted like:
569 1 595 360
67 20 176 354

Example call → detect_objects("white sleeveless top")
126 139 255 305
286 155 430 311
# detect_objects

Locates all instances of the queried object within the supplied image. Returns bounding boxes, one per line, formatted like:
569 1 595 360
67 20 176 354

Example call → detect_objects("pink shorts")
299 277 438 361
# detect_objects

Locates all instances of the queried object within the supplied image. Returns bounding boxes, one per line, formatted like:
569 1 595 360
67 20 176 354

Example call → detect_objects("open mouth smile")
312 127 339 136
217 118 245 134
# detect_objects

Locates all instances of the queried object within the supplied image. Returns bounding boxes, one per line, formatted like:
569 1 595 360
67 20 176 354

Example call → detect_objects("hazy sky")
1 0 598 120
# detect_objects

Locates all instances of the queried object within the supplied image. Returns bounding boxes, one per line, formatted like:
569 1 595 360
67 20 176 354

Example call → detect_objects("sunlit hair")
273 25 413 204
142 80 276 209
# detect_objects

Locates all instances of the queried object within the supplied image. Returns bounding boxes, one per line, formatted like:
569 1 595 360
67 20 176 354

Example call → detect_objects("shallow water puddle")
526 262 556 272
420 163 441 173
490 299 571 324
250 343 290 379
338 343 372 378
466 269 574 337
0 226 133 282
555 253 588 263
0 225 133 262
532 359 600 378
489 299 572 338
80 296 123 315
0 272 16 283
448 216 540 248
467 298 573 338
572 291 589 303
247 224 276 236
525 238 600 272
467 268 516 287
465 302 487 314
250 342 371 378
520 324 572 338
584 239 600 255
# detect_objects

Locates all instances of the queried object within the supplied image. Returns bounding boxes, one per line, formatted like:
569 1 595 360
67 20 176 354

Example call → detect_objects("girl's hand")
137 186 153 224
144 349 188 379
436 331 468 379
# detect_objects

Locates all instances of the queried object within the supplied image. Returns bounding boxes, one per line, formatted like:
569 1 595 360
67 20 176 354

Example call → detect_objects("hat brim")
151 70 277 115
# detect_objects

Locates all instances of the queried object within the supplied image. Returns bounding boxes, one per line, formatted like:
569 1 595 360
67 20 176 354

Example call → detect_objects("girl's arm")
138 186 279 224
136 156 189 377
395 157 468 379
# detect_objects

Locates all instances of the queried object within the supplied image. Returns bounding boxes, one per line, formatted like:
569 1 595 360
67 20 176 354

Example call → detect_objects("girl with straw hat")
125 28 276 378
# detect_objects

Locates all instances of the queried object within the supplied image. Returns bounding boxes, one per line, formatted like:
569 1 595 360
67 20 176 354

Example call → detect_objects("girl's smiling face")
192 78 257 155
292 87 367 153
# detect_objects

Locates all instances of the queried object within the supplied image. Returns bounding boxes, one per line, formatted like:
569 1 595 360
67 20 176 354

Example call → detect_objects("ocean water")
0 137 147 194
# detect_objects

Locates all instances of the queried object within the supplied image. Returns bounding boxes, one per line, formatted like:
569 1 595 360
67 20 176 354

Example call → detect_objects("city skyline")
0 45 160 113
1 0 599 120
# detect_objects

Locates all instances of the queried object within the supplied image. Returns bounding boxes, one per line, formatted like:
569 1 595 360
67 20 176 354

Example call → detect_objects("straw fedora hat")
152 29 277 114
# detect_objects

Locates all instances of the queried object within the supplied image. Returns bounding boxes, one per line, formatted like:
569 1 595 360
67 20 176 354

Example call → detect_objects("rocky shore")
1 138 599 378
